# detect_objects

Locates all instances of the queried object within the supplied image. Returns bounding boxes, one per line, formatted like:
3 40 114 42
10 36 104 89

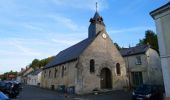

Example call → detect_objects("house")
0 72 17 81
27 69 42 86
120 45 163 87
21 67 34 84
41 11 128 94
0 74 4 80
7 74 16 80
150 2 170 100
16 68 25 83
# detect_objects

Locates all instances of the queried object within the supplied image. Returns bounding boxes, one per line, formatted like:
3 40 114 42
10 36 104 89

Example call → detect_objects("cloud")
10 42 41 56
47 14 79 31
0 38 41 57
108 26 155 48
109 26 155 34
51 38 81 45
117 0 150 14
21 23 45 32
50 0 108 11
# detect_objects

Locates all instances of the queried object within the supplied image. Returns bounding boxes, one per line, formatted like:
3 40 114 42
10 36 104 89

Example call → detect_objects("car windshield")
0 82 5 87
5 83 12 88
136 85 152 92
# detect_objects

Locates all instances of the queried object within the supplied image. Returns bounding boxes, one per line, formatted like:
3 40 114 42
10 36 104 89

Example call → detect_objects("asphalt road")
73 90 132 100
12 85 73 100
12 85 131 100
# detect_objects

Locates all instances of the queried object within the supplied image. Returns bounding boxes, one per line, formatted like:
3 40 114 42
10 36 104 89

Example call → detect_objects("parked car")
132 84 163 100
0 91 9 100
0 81 20 98
12 81 23 91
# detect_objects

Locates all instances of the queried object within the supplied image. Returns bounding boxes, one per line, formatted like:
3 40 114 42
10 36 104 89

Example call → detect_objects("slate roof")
27 69 42 76
31 69 42 75
120 45 150 57
44 38 94 69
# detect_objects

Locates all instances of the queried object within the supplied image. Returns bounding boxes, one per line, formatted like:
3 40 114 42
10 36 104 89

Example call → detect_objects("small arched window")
61 66 64 77
90 59 95 73
44 70 46 78
49 70 51 78
116 63 121 75
54 69 57 78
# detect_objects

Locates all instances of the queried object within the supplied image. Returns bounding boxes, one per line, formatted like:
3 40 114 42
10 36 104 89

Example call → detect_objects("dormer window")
136 56 142 65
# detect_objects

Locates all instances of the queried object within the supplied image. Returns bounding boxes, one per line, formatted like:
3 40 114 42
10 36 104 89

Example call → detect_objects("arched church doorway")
100 68 112 89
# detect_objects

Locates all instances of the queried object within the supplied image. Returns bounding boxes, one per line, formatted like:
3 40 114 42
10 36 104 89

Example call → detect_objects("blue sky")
0 0 169 74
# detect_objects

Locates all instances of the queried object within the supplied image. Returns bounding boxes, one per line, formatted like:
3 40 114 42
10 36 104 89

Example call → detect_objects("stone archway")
100 68 112 89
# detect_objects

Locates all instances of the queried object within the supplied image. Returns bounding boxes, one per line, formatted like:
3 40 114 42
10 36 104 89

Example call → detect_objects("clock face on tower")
102 33 107 39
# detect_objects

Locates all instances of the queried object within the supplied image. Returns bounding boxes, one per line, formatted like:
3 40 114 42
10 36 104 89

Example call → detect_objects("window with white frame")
136 56 142 65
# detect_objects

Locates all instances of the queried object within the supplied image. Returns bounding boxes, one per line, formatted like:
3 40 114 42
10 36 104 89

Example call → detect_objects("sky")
0 0 169 74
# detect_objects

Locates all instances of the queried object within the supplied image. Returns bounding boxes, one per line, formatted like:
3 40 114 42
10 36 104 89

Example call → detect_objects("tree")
137 30 159 52
114 43 121 50
29 59 40 69
0 71 18 80
29 56 54 69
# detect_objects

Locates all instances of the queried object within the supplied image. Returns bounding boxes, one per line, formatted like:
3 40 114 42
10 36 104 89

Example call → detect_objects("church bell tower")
88 3 106 39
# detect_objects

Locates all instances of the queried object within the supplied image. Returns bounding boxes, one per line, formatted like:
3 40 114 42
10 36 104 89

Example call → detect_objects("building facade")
27 69 42 86
120 45 163 87
41 11 128 94
21 67 34 84
150 2 170 100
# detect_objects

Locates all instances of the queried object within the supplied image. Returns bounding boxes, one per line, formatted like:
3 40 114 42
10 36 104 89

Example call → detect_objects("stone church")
41 11 127 94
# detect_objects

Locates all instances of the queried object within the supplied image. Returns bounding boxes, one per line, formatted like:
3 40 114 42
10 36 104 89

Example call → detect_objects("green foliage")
29 56 54 69
0 70 18 80
114 43 121 50
29 59 40 69
137 30 159 52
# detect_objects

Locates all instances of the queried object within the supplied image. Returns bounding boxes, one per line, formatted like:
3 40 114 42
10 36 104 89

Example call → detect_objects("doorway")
131 72 143 87
100 68 112 89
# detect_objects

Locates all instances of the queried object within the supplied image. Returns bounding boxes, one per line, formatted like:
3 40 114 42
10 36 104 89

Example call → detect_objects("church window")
61 66 64 77
64 66 66 70
54 69 57 78
136 56 142 65
90 59 95 73
44 70 46 78
116 63 121 75
49 70 51 78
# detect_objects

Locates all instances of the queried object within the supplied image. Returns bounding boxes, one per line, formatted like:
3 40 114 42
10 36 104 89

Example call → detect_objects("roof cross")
96 2 98 12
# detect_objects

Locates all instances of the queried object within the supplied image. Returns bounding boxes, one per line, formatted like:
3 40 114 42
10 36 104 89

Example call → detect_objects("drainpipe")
147 48 151 84
126 57 131 89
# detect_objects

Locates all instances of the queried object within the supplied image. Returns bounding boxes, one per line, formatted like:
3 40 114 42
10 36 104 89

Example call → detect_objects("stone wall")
123 48 163 87
146 48 163 85
76 32 127 94
41 61 77 90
